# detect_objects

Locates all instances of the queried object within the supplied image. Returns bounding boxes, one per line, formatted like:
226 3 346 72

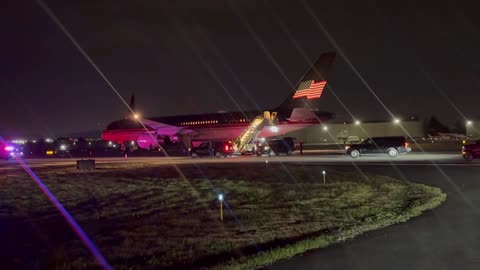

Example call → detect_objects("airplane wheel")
215 152 222 158
191 152 198 158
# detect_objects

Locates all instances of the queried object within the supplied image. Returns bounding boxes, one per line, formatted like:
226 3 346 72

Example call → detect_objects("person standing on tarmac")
121 144 128 160
208 141 214 157
299 139 304 155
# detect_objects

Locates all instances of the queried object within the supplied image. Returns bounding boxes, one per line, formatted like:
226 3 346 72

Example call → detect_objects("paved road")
270 164 480 270
2 153 480 269
0 152 476 171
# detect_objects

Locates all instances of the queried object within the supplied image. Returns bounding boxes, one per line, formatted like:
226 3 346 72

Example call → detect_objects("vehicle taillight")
225 145 228 151
4 146 14 152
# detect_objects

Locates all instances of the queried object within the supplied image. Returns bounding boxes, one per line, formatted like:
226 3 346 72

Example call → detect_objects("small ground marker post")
322 170 326 185
218 193 224 221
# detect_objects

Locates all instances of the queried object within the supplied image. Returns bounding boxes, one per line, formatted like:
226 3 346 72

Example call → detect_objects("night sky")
2 0 480 138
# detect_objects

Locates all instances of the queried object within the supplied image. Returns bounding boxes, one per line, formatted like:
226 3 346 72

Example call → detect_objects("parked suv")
462 140 480 161
190 141 234 158
255 137 295 156
346 136 411 158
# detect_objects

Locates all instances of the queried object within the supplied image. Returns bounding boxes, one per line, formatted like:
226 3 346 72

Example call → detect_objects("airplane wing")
142 119 196 136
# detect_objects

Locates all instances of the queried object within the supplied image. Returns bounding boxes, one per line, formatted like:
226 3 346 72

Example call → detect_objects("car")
255 137 295 156
462 140 480 161
0 142 15 160
190 140 234 158
345 136 411 158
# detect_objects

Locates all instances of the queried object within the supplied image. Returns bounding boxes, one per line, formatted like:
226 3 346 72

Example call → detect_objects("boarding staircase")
233 111 277 153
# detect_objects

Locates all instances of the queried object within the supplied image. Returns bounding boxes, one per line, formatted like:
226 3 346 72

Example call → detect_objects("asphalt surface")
0 152 476 171
270 161 480 269
2 152 480 269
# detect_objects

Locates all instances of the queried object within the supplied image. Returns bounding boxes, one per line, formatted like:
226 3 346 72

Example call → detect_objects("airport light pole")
466 120 473 138
218 194 224 221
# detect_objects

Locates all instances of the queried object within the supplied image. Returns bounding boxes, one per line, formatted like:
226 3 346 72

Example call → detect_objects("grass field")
0 163 446 269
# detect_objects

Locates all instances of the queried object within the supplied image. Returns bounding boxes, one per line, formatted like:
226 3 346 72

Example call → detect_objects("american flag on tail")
292 80 327 99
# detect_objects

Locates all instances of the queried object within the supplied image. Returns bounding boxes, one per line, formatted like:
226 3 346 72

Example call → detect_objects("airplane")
101 52 337 150
435 133 467 140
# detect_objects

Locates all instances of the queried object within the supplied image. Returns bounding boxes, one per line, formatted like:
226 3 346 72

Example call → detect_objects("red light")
4 146 14 152
225 145 228 151
405 142 409 148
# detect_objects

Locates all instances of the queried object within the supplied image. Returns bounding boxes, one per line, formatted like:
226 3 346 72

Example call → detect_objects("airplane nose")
100 132 110 141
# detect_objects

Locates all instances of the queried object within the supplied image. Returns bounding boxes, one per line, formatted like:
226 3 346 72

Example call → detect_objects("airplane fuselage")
101 109 334 148
101 51 337 149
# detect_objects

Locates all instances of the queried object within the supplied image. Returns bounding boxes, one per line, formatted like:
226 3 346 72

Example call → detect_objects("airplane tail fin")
277 52 336 111
125 93 136 119
129 93 135 111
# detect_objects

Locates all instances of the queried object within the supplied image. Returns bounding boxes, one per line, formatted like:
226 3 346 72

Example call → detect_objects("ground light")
394 118 401 124
133 113 140 119
466 120 473 126
355 120 361 125
323 126 328 131
218 194 224 221
322 170 326 185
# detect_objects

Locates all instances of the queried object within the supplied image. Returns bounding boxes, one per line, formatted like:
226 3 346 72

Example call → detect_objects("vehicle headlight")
264 146 269 150
345 146 350 150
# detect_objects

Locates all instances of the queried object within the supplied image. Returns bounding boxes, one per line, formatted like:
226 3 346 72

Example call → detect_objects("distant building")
285 119 424 144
